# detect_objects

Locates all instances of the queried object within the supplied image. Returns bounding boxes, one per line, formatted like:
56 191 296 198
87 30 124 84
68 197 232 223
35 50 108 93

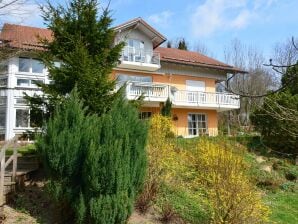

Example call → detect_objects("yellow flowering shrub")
187 139 270 224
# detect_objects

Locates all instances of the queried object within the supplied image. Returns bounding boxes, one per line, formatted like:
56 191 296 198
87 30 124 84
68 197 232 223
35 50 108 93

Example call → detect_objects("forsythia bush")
188 139 270 224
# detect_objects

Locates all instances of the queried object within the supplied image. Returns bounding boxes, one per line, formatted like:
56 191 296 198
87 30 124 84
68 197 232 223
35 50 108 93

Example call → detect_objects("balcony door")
126 39 145 62
186 80 205 103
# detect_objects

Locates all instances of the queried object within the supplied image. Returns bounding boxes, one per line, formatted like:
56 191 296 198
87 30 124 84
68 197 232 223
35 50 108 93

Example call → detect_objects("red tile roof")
0 23 52 50
155 47 246 73
0 23 246 73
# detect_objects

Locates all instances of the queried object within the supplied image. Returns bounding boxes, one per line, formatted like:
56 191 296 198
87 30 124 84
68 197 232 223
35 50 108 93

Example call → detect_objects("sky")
1 0 298 61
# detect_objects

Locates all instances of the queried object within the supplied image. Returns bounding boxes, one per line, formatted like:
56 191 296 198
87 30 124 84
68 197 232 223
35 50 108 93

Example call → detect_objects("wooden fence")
0 136 18 218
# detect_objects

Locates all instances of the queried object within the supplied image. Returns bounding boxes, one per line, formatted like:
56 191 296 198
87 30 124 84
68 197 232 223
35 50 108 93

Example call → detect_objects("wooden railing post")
12 142 18 183
0 148 5 218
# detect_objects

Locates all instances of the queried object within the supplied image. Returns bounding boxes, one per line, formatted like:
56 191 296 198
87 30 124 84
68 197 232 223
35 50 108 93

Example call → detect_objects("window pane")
31 79 44 87
17 79 30 87
16 109 29 127
19 58 30 72
0 97 6 105
30 108 42 127
117 74 152 83
0 109 5 127
0 78 7 87
0 61 8 73
128 39 134 47
16 98 27 105
32 59 44 73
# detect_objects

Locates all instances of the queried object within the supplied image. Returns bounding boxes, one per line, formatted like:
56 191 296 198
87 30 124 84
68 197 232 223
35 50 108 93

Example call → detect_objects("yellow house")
0 18 245 140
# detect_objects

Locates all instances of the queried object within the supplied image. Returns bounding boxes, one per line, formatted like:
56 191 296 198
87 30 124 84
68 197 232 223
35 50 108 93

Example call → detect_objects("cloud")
0 0 42 26
148 10 173 28
190 0 275 37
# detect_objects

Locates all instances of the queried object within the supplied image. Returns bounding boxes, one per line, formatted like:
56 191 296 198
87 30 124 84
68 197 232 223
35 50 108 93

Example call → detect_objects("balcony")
118 46 160 71
124 82 240 111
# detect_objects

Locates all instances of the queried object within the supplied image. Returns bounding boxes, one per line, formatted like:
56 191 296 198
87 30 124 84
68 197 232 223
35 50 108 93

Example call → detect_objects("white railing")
122 82 240 108
125 82 168 100
120 46 160 65
173 90 240 107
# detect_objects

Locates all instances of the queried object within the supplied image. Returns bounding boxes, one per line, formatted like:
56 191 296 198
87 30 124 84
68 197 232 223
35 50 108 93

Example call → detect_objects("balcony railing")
118 47 160 71
123 82 240 109
173 90 240 107
125 82 168 101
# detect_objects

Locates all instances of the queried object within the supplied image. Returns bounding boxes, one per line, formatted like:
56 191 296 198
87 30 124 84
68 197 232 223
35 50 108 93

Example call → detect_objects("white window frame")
0 77 8 87
188 113 208 136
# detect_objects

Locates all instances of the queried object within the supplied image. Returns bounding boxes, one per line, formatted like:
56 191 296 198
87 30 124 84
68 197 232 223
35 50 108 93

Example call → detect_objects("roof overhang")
114 17 167 49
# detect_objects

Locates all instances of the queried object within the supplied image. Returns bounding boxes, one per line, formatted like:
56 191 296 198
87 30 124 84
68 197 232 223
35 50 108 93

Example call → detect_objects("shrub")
136 114 175 212
37 89 148 223
188 139 270 224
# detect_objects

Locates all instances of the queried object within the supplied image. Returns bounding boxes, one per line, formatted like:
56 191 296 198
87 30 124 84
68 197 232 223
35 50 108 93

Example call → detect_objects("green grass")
265 191 298 224
6 144 37 156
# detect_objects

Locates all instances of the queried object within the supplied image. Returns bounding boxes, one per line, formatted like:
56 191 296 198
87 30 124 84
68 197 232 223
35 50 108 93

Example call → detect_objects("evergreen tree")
37 88 148 223
251 63 298 156
27 0 124 117
177 38 188 50
161 97 172 117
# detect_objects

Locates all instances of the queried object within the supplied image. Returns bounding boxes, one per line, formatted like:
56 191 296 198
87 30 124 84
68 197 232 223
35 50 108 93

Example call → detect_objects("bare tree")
222 39 276 130
193 40 214 57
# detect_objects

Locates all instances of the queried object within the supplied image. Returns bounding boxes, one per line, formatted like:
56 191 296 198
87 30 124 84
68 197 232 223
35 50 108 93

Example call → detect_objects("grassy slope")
160 137 298 224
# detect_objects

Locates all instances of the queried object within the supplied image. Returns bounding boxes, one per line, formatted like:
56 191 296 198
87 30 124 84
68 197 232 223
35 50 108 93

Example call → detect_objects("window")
139 111 152 120
0 61 8 73
16 79 43 88
0 109 5 127
18 57 44 73
188 114 208 136
124 39 145 62
117 74 152 83
17 79 30 87
0 97 6 105
16 109 29 128
19 57 30 72
32 59 44 73
0 78 7 87
15 98 27 105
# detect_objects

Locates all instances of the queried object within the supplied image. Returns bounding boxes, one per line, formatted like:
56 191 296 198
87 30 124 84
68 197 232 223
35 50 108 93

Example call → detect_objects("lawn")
266 191 298 224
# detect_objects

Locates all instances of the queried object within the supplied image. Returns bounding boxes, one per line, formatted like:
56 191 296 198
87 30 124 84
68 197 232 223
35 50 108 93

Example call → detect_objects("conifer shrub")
37 89 148 223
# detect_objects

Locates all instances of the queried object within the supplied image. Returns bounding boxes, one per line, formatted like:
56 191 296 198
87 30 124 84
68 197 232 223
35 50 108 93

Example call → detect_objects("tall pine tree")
27 0 124 116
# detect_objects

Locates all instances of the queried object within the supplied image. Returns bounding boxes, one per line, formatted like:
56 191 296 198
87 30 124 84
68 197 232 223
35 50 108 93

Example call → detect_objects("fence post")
12 141 18 183
0 149 5 218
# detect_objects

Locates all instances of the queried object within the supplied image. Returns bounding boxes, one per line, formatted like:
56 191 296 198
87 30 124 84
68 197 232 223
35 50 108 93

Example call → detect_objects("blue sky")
2 0 298 61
